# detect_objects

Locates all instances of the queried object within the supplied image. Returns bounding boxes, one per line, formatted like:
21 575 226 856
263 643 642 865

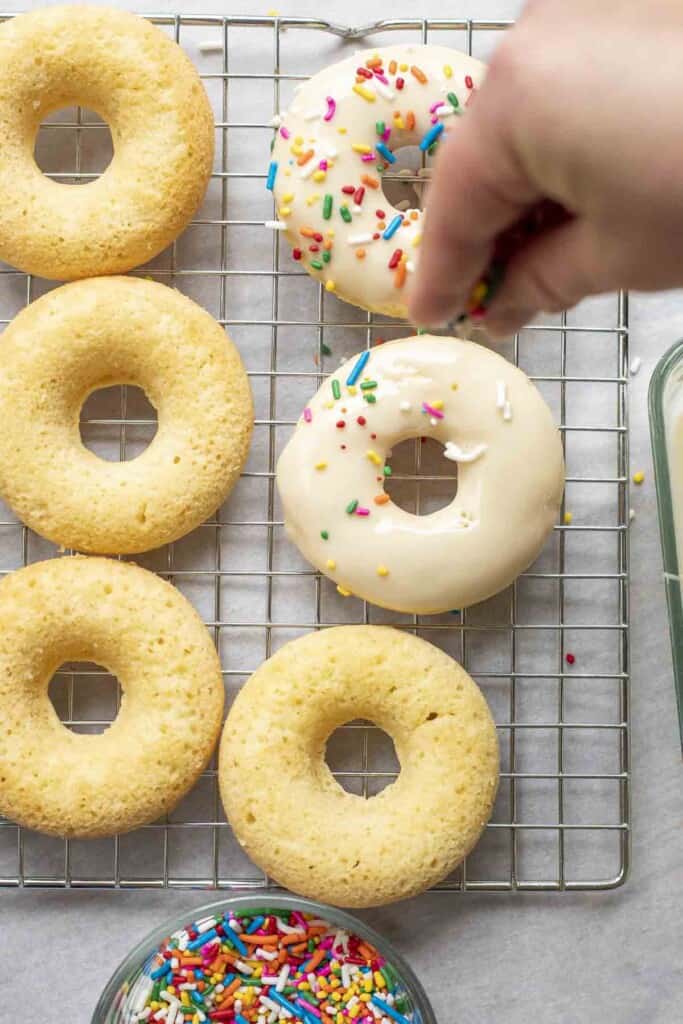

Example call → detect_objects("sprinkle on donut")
267 45 487 318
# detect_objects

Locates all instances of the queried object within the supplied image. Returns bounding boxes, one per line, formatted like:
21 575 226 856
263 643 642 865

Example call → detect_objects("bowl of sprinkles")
93 894 437 1024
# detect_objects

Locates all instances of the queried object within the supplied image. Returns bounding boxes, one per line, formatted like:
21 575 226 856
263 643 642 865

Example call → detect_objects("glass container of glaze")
93 893 437 1024
649 338 683 748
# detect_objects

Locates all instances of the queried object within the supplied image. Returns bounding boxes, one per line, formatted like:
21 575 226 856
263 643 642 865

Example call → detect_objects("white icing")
276 335 565 614
385 361 418 377
443 441 487 463
270 45 487 319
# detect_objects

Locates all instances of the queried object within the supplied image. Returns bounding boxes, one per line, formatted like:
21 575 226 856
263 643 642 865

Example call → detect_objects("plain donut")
0 277 253 554
0 556 224 839
0 5 214 279
219 626 499 907
277 335 565 613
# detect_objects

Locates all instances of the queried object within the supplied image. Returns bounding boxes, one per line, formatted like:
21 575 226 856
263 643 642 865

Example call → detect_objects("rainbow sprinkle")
419 122 444 151
382 215 403 241
375 141 395 164
353 83 376 102
266 161 278 191
346 349 370 386
421 402 444 420
122 907 418 1024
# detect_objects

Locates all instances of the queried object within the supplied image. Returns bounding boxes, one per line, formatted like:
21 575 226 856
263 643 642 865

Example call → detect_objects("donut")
0 277 253 554
268 44 485 318
0 556 224 838
219 626 499 907
0 6 214 280
277 335 565 613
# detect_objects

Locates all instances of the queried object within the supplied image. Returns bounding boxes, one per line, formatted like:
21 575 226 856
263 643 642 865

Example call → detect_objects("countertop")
0 2 681 1022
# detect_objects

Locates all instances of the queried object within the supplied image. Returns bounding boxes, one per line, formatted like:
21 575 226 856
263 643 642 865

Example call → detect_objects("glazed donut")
0 556 224 838
0 5 214 280
219 626 499 907
277 336 565 613
0 277 253 554
268 44 485 318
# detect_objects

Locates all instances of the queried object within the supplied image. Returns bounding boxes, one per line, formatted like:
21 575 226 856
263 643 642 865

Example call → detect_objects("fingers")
408 66 540 328
479 217 622 339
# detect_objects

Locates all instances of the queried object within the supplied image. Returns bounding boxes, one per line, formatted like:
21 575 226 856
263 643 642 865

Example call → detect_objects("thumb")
480 217 623 338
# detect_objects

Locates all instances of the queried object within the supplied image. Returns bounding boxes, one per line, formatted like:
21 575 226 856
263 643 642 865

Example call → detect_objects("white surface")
0 2 682 1022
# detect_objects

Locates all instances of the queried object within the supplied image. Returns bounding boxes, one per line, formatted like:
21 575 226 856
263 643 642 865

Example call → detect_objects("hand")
409 0 683 337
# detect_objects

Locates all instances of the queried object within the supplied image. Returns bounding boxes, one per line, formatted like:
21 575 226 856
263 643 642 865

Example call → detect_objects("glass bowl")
92 892 437 1024
649 338 683 748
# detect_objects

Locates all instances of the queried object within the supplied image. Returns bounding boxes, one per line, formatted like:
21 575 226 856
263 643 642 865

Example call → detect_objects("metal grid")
0 14 630 892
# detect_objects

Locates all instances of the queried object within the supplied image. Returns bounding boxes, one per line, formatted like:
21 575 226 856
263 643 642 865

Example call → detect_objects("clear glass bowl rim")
91 891 438 1024
648 336 683 747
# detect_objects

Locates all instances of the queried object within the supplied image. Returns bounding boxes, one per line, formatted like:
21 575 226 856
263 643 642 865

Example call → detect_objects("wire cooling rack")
0 14 630 891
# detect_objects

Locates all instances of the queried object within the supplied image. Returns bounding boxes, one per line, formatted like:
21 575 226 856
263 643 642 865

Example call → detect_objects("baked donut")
277 336 565 613
268 44 485 318
0 277 253 554
0 556 224 838
219 626 499 907
0 5 214 279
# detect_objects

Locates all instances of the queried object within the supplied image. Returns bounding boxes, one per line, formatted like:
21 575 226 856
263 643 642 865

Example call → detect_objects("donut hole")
325 720 399 798
34 107 114 183
384 437 458 514
48 662 120 735
80 385 158 462
380 144 433 213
